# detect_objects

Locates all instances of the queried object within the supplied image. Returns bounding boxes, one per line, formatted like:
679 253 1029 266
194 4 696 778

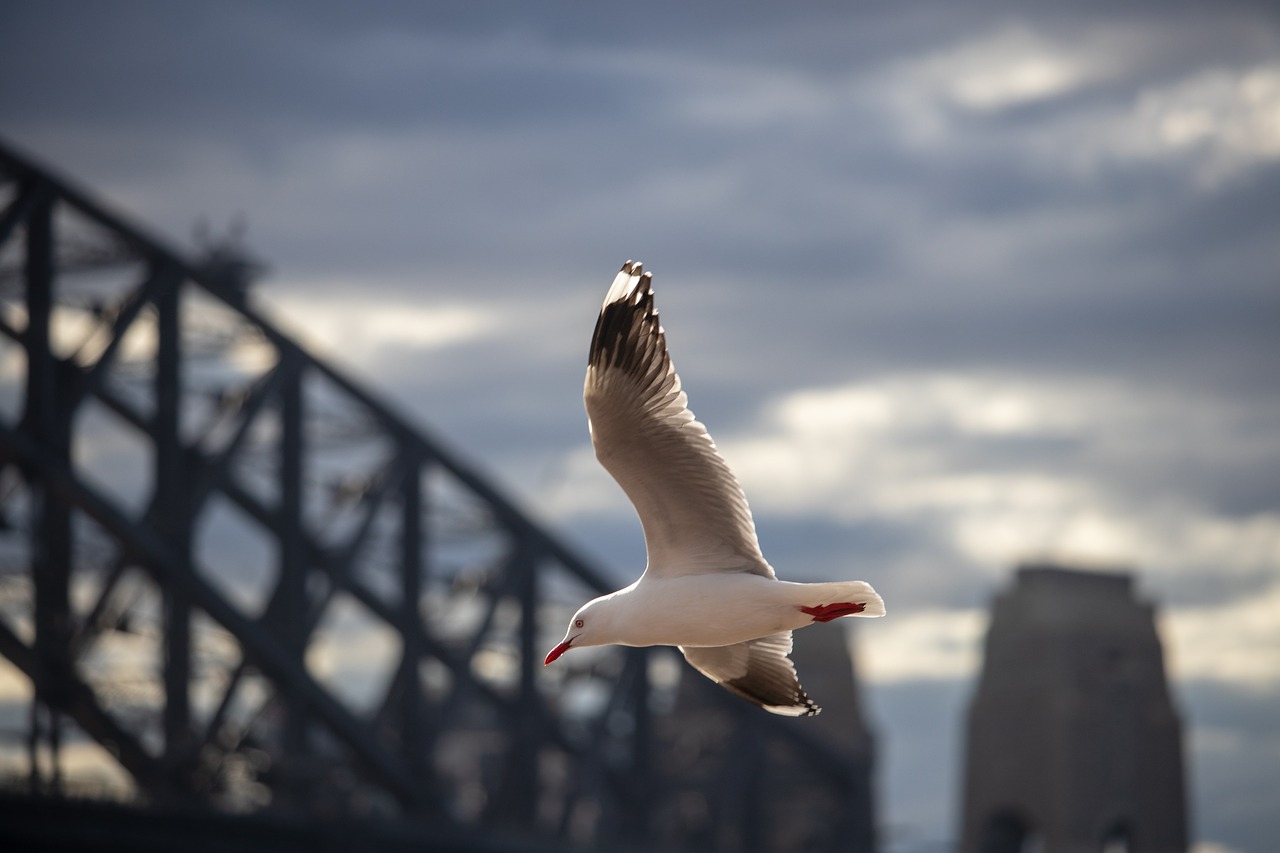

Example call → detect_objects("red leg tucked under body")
801 602 867 623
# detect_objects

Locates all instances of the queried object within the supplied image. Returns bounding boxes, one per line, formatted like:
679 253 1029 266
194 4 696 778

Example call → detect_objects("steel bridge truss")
0 141 871 852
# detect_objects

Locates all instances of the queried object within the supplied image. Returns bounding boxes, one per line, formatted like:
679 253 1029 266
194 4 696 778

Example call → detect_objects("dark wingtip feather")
589 261 664 379
719 676 822 717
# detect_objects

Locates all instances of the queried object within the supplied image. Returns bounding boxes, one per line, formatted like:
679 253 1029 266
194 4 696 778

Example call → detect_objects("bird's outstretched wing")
585 260 771 578
680 632 820 716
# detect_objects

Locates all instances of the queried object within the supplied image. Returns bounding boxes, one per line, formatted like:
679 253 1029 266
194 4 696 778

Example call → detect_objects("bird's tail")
802 580 886 620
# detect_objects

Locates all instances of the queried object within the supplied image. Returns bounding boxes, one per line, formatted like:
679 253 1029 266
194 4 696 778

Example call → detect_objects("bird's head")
544 597 613 665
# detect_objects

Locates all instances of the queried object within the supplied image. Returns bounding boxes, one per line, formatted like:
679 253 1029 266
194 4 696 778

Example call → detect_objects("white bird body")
545 260 885 716
579 574 882 649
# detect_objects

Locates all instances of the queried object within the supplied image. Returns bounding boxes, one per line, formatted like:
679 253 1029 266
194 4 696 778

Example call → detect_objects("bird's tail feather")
806 580 886 618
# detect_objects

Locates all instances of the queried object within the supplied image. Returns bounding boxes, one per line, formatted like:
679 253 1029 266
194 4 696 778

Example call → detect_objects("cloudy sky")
3 1 1279 849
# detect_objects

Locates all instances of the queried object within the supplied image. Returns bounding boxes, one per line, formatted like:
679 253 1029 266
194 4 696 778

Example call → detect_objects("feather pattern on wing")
585 261 771 578
680 632 820 716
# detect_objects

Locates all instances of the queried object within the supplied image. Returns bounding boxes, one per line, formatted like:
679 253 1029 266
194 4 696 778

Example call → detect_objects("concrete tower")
960 565 1187 853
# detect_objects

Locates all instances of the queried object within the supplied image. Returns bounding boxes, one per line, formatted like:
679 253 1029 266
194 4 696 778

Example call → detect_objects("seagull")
544 261 885 716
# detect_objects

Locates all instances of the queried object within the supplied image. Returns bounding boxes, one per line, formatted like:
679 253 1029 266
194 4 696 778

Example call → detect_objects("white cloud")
875 20 1280 189
704 371 1280 693
720 373 1094 518
541 444 631 520
1163 579 1280 685
261 286 500 364
1113 63 1280 186
1026 59 1280 189
946 490 1147 569
922 26 1094 112
860 560 1280 690
715 372 1278 575
1191 843 1245 853
861 607 985 683
877 22 1126 145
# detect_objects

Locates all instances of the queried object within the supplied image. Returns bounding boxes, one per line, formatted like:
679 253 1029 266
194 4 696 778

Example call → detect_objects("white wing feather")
585 261 771 578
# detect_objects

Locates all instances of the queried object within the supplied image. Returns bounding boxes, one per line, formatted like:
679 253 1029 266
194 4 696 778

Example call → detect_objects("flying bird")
543 260 885 717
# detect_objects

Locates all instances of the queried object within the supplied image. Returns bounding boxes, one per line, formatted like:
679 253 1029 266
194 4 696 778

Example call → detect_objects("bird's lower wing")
680 632 820 717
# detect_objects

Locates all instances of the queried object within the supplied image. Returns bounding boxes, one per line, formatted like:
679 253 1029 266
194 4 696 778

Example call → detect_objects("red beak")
544 640 572 666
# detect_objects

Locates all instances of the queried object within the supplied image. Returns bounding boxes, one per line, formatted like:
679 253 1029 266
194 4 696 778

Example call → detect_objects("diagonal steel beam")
68 553 131 657
0 616 164 791
69 259 180 410
0 177 52 249
215 471 528 723
0 423 434 813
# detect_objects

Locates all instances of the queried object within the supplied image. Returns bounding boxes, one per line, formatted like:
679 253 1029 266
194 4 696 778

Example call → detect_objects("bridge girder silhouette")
0 139 872 852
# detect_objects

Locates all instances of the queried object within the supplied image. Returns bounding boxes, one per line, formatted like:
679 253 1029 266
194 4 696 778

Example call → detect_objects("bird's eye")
574 619 584 628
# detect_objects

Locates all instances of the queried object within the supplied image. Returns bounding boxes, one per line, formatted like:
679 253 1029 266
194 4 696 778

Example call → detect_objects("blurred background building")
961 566 1187 853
